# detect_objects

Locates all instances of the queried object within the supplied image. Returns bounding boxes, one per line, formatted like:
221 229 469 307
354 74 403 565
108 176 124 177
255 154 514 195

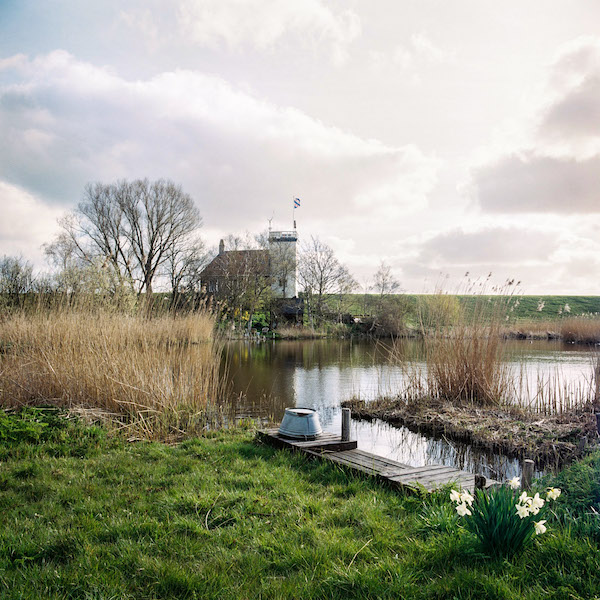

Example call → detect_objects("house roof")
200 249 270 279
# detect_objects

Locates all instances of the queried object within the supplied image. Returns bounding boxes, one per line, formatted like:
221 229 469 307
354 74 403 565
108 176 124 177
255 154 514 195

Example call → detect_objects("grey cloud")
539 74 600 140
473 153 600 213
419 227 558 265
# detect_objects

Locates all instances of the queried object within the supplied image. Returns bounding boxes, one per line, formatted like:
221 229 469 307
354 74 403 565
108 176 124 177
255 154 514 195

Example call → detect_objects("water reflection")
225 338 596 479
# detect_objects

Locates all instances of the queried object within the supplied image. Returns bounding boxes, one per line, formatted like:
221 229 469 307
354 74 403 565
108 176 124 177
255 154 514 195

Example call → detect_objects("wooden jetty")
257 427 488 493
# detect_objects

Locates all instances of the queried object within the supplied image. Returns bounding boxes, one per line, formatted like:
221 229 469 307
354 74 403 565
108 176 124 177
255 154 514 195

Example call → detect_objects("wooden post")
595 361 600 408
341 408 351 442
578 435 588 453
475 474 486 490
521 459 534 491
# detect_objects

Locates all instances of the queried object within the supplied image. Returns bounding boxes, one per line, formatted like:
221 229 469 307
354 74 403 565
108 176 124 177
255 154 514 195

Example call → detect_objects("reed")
404 293 513 407
513 366 597 415
393 292 597 414
561 317 600 344
502 319 561 340
0 308 228 439
275 325 326 339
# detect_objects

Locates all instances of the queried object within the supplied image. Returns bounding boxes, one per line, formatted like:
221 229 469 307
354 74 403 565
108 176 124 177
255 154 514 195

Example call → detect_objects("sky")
1 0 600 295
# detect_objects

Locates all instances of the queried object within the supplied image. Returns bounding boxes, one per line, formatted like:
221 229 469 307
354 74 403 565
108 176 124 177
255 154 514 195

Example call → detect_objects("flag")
294 198 301 208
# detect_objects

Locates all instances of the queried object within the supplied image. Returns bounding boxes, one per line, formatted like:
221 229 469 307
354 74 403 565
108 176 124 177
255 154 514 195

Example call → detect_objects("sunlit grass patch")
0 411 600 599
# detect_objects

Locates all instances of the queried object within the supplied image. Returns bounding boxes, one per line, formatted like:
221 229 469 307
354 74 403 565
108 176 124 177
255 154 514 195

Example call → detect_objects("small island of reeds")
344 293 600 469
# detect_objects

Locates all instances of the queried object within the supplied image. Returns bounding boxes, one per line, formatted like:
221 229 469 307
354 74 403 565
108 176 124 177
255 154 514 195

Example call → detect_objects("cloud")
471 37 600 214
419 227 559 265
0 181 61 265
473 153 600 213
395 34 455 68
0 50 438 234
121 0 361 65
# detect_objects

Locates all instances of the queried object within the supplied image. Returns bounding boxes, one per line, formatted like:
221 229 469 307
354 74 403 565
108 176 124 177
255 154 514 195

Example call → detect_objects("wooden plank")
394 471 473 486
326 451 396 469
318 453 395 477
325 456 403 478
387 464 457 478
390 471 462 484
392 473 475 492
327 450 409 472
257 430 357 452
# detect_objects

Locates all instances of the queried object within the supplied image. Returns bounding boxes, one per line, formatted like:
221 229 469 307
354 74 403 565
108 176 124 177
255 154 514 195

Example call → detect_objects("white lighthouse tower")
268 227 297 298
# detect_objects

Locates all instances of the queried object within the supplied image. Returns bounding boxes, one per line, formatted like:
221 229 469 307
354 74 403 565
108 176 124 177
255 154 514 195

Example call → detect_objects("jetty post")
521 459 534 491
594 360 600 434
341 408 351 442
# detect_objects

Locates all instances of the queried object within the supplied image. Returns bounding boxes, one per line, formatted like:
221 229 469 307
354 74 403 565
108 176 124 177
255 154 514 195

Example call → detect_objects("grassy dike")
1 409 600 600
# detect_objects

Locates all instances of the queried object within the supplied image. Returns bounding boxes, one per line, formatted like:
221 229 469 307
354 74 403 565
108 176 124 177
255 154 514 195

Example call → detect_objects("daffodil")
546 487 561 501
508 476 520 489
519 491 530 504
534 520 547 535
450 489 461 503
516 503 531 519
455 502 471 517
460 491 474 506
530 493 544 515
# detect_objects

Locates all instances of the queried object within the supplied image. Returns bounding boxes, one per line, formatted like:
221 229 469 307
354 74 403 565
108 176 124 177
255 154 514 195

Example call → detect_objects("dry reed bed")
561 317 600 344
0 310 227 439
502 317 600 343
275 325 326 339
342 396 596 468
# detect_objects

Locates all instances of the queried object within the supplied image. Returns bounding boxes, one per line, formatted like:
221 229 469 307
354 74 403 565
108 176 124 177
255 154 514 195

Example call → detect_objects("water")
225 338 598 480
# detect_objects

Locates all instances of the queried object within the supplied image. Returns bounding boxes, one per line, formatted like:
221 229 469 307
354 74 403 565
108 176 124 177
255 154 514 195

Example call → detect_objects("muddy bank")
341 397 597 469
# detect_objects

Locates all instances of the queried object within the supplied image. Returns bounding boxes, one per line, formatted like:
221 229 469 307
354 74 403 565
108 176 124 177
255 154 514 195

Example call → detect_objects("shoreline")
341 397 597 469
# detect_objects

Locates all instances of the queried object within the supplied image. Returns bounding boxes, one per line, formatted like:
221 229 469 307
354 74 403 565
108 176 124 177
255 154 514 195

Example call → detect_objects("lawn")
1 408 599 599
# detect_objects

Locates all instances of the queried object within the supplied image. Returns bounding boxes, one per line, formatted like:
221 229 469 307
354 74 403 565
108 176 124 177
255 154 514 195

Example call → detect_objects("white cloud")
121 0 361 65
396 34 454 67
0 181 62 266
0 50 438 244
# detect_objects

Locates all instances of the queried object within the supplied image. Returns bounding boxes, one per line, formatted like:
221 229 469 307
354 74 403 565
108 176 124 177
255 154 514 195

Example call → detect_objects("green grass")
328 294 600 322
1 409 600 599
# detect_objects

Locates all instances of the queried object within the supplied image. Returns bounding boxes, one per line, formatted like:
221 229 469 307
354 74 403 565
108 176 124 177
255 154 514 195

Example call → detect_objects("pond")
224 339 598 480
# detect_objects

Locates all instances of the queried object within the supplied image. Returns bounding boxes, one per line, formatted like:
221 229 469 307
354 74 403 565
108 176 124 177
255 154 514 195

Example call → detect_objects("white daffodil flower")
519 492 530 505
534 520 547 535
455 502 471 517
460 491 474 506
508 476 520 489
530 493 544 515
516 503 531 519
450 489 461 503
546 488 561 501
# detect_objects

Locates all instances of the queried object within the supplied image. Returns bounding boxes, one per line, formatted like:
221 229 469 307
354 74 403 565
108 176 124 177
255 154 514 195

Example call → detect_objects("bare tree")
0 255 34 307
374 260 400 296
54 179 202 297
332 264 358 322
164 235 208 309
298 236 354 325
373 260 400 312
